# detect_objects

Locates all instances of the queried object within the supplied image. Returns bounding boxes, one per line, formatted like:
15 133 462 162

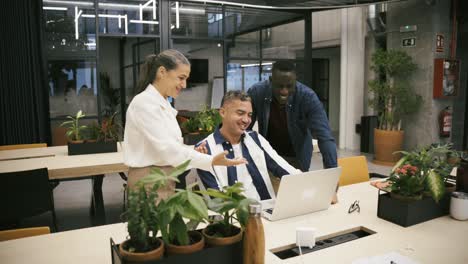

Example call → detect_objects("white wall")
339 7 366 151
312 9 341 48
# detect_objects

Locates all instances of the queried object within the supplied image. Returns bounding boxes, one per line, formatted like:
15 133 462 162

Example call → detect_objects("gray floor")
19 149 391 233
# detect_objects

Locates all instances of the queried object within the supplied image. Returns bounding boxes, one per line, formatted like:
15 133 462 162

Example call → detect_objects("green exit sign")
402 37 416 47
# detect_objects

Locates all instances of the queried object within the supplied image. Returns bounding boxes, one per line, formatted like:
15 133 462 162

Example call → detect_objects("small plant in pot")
389 143 462 202
98 111 121 142
199 182 256 247
60 110 87 143
119 160 190 262
158 182 209 255
181 105 221 145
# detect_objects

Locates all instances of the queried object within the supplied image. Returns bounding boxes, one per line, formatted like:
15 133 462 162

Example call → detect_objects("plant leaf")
170 214 189 246
168 160 191 178
426 169 445 203
187 191 209 219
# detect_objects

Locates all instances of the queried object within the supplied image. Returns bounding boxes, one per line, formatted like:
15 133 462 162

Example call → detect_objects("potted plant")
368 49 423 165
391 143 461 201
60 110 87 143
377 143 462 227
182 105 221 145
119 160 190 262
158 182 209 255
62 110 120 155
98 111 121 142
199 182 256 247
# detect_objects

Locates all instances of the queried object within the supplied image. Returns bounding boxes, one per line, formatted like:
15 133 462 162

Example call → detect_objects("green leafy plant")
122 160 190 253
199 182 256 237
390 143 462 202
368 49 422 131
388 164 425 199
60 110 87 141
182 105 221 135
157 167 209 246
99 111 121 142
86 121 100 141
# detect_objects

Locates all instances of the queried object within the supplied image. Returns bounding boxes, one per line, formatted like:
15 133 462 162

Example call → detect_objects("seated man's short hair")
221 90 251 107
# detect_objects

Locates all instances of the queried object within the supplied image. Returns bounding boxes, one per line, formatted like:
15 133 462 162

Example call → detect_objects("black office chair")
0 168 58 232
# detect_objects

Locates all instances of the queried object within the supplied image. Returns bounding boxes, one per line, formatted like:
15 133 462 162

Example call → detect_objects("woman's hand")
212 151 248 166
194 141 208 154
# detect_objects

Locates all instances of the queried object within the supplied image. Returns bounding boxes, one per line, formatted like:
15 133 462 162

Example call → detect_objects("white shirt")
198 130 302 201
123 84 212 170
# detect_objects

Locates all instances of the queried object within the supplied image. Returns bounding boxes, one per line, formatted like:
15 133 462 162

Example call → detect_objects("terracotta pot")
166 231 205 255
119 238 164 262
373 128 404 166
202 225 243 247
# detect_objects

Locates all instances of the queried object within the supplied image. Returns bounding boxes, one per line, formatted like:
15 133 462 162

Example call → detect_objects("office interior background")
1 0 468 153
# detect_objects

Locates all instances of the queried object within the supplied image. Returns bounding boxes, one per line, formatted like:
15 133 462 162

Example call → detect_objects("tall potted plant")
368 49 422 165
119 161 190 262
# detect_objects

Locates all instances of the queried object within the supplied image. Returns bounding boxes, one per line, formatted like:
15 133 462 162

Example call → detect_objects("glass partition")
98 0 160 36
43 0 96 57
228 31 259 58
262 20 304 60
48 60 98 118
227 60 261 91
170 2 223 38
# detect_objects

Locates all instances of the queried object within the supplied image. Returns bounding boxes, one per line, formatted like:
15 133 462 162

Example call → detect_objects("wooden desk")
0 146 64 161
1 182 467 264
0 145 128 226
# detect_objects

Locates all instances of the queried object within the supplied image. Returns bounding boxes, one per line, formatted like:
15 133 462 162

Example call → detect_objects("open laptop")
261 167 341 221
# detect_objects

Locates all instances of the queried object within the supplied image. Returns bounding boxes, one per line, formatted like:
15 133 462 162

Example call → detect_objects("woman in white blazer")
123 49 245 199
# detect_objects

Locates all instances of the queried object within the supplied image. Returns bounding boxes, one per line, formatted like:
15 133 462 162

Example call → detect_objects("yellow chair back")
0 143 47 151
338 156 370 186
0 226 50 242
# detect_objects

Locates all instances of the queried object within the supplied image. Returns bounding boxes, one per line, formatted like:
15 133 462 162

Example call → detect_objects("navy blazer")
247 80 337 170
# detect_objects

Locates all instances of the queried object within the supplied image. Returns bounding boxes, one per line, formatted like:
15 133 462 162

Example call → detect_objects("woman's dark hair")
136 49 190 94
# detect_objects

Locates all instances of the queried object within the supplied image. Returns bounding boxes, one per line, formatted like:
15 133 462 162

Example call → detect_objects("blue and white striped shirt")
196 128 301 201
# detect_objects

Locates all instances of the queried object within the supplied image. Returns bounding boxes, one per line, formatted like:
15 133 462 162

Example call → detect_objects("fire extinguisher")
439 106 452 138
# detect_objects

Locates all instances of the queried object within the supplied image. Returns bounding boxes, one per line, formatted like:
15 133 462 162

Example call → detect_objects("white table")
1 182 467 264
0 145 128 225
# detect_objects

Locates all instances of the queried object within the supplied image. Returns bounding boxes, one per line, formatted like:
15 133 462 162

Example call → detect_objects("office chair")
0 226 50 242
0 143 47 151
337 156 370 186
0 168 58 232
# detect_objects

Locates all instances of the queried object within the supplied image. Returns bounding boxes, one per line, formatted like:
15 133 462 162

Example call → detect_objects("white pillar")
339 7 366 151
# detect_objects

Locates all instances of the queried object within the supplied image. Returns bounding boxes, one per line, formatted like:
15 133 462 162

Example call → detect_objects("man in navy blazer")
247 61 337 172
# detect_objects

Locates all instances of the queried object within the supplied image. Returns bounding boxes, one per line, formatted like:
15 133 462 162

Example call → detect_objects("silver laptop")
261 167 341 221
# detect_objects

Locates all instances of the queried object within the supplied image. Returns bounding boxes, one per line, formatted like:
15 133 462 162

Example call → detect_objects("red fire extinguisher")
439 106 452 138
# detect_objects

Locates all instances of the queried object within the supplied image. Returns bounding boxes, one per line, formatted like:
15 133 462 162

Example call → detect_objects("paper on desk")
352 252 420 264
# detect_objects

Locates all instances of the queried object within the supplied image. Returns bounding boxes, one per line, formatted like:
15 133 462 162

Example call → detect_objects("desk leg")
90 175 106 226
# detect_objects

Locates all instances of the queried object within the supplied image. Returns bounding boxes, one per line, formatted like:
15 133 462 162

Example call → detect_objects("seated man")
196 90 301 201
